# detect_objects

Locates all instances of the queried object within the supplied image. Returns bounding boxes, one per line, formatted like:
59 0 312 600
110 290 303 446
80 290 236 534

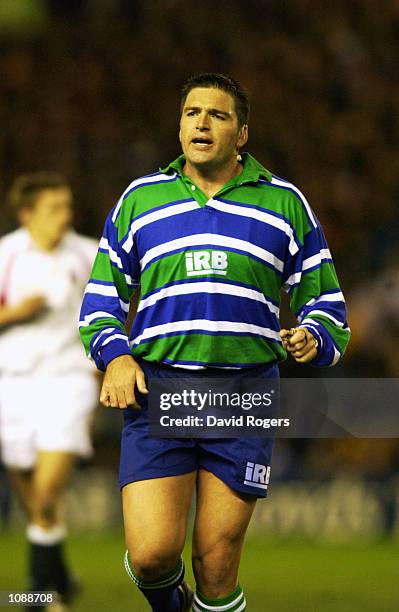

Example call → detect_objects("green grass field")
0 529 398 611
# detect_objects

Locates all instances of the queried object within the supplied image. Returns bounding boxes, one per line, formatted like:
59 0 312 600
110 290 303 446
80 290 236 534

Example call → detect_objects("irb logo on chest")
185 250 228 276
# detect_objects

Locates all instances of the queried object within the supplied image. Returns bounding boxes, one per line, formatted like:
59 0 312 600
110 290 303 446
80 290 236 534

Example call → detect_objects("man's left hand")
280 327 318 363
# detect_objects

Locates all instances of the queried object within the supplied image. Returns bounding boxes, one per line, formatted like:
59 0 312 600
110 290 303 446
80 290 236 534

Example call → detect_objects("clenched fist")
280 327 318 363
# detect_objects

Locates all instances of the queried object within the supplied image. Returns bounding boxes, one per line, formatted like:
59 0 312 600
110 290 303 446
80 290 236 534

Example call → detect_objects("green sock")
193 584 246 611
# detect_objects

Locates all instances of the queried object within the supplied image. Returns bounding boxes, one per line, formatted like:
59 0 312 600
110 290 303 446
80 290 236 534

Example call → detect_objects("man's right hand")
0 295 47 327
100 354 148 409
16 295 47 320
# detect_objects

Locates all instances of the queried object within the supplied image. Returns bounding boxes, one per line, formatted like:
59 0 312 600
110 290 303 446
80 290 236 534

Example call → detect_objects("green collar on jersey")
160 152 272 185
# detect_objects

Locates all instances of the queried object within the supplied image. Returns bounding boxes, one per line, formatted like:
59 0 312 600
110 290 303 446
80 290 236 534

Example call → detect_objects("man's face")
179 87 248 172
21 187 73 247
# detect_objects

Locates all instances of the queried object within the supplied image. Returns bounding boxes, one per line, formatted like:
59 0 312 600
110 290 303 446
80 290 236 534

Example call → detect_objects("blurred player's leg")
31 451 75 527
192 469 256 611
27 451 76 605
123 472 196 611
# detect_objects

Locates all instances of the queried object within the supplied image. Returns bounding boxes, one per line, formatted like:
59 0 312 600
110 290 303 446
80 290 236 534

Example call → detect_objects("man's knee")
127 545 182 582
193 549 227 582
192 537 241 595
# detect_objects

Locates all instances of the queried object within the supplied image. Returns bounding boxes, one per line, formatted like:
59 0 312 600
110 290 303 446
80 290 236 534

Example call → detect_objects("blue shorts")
119 360 279 498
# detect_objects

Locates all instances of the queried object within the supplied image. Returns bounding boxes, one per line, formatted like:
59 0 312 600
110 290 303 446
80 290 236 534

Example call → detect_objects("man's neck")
27 228 59 253
183 159 243 199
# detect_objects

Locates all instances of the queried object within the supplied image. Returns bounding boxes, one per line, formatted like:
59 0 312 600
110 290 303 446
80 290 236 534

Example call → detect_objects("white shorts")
0 372 98 469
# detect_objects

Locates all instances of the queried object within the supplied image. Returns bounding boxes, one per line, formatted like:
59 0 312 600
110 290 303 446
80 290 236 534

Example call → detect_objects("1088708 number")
8 592 54 604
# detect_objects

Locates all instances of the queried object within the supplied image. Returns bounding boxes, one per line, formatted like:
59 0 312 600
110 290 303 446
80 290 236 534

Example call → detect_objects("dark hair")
181 73 249 126
7 172 69 213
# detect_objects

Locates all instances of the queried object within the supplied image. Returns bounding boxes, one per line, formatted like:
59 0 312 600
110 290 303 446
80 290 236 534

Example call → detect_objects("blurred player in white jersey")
0 173 98 609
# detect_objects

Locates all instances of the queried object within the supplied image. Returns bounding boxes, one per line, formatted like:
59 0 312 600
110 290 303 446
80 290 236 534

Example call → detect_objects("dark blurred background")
0 0 398 540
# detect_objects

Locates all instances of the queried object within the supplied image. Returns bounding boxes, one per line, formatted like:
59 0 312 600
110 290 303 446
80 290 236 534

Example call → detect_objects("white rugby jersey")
0 228 97 374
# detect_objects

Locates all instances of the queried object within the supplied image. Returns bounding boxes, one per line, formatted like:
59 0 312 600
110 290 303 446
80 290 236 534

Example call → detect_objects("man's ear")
17 207 32 227
237 124 248 149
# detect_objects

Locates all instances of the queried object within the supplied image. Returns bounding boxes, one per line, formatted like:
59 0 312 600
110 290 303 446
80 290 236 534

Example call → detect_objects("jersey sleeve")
79 204 140 371
282 215 350 367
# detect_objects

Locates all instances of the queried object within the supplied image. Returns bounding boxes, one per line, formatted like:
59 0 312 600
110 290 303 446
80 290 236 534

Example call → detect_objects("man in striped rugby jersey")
0 173 98 610
79 73 350 612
